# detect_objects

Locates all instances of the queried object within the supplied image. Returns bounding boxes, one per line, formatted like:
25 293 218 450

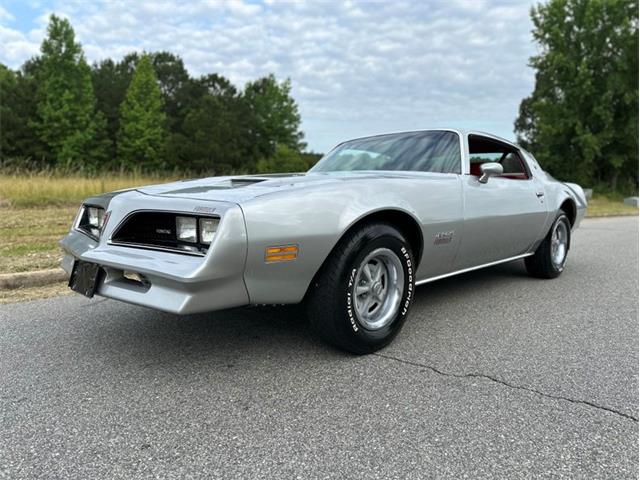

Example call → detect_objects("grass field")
0 173 637 276
0 281 70 305
0 172 180 274
585 195 639 217
0 171 180 207
0 205 78 273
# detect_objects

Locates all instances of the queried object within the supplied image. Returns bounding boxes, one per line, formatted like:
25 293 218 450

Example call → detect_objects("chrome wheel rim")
352 248 404 330
550 220 568 268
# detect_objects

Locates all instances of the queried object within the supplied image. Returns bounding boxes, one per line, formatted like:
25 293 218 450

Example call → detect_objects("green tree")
34 15 108 169
117 54 167 170
91 58 134 163
165 73 256 173
176 95 244 173
115 51 190 131
256 144 311 173
243 75 305 158
2 13 315 175
515 0 638 191
0 64 44 165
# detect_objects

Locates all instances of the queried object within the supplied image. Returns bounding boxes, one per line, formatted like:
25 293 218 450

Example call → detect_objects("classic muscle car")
60 129 586 353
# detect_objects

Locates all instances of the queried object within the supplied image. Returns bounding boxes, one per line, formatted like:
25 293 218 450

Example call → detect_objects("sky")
0 0 539 153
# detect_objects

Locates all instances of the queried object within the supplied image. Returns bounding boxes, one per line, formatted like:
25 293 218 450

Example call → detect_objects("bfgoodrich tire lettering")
306 223 415 354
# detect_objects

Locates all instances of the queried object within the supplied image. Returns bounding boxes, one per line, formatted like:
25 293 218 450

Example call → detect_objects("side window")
521 150 541 174
468 135 529 180
501 153 524 174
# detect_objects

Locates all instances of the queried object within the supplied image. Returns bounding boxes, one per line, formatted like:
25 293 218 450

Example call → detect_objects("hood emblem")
193 206 216 214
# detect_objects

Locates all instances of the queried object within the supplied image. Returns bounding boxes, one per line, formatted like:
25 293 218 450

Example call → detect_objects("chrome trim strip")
416 253 534 286
108 241 206 257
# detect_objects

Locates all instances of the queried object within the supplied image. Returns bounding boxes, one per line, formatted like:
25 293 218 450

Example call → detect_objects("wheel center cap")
372 282 383 296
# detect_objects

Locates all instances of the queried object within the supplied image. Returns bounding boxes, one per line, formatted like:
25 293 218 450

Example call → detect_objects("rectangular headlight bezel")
74 204 107 241
199 217 219 245
108 210 221 256
176 216 198 243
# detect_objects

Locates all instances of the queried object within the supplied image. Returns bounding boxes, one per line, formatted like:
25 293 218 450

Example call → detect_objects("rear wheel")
525 212 571 279
306 223 416 354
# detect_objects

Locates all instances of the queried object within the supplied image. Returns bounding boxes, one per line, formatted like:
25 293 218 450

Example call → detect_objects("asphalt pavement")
1 216 638 479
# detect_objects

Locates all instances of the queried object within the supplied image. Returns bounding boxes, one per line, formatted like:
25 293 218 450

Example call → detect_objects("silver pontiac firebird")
61 129 587 353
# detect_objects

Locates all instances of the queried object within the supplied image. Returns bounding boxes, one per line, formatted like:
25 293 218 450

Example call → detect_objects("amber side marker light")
265 245 298 262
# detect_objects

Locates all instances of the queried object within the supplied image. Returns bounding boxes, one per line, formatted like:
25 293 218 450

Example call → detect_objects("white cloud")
0 5 15 22
0 0 537 152
0 25 39 63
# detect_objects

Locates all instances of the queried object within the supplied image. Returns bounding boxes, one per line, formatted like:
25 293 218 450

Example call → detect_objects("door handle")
536 191 545 198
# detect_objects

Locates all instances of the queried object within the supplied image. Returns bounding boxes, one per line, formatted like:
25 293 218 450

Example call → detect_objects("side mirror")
478 162 503 184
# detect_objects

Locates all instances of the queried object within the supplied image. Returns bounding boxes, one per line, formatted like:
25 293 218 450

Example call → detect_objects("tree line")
515 0 638 192
0 15 321 175
2 3 638 192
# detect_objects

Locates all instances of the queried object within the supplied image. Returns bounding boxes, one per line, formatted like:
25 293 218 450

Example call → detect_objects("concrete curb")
0 269 68 290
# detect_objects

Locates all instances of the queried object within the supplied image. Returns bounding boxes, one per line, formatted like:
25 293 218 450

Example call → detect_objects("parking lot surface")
1 216 637 479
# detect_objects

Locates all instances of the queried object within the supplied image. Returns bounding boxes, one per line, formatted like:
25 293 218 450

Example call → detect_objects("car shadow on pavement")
413 259 530 302
78 260 532 366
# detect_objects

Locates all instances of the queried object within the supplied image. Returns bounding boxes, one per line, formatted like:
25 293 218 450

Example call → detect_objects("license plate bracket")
69 261 102 298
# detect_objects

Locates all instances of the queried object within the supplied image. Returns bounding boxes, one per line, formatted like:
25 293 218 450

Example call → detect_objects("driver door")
454 135 549 270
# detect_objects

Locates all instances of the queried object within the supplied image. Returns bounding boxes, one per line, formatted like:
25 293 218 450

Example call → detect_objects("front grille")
110 211 214 255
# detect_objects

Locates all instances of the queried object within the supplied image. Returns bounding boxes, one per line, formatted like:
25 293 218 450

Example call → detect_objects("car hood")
136 172 411 204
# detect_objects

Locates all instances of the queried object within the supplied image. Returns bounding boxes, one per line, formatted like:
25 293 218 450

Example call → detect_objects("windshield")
309 131 461 174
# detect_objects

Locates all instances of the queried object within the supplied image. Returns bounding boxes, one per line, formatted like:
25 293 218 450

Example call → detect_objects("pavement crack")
374 352 639 423
79 298 110 308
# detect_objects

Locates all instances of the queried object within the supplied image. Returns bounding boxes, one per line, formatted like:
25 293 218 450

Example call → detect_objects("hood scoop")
230 178 267 187
161 178 267 195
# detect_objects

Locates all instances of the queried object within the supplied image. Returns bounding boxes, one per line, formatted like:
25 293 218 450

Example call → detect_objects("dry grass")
0 205 78 274
0 281 71 305
0 172 179 276
0 172 179 207
587 195 638 217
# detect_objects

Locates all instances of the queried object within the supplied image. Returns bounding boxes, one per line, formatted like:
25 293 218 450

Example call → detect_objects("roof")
340 128 522 150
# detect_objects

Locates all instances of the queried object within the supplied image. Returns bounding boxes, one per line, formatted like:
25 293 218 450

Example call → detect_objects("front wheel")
306 223 416 354
525 212 571 279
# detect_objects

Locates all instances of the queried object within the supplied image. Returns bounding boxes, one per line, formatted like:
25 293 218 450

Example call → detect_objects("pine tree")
117 55 166 170
34 15 108 169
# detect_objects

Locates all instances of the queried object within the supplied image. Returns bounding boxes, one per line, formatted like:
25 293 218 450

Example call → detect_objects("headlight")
176 216 197 243
87 207 104 228
75 205 108 240
110 212 220 256
176 216 219 245
199 218 219 244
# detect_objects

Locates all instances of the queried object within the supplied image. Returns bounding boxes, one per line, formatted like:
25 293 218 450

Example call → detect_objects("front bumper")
59 193 250 314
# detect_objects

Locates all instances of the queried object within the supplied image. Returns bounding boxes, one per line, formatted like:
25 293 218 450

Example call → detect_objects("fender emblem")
434 231 454 245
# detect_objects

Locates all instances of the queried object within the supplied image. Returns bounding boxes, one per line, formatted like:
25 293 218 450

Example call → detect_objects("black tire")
525 212 571 279
305 222 416 354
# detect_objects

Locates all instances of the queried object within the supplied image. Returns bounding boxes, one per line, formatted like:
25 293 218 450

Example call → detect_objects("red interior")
468 134 530 180
469 162 528 180
470 163 482 176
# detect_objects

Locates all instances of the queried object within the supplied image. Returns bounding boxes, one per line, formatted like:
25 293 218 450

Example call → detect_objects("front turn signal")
265 245 298 263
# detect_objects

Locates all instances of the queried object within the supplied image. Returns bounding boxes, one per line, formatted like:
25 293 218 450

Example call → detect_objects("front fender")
240 175 461 304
